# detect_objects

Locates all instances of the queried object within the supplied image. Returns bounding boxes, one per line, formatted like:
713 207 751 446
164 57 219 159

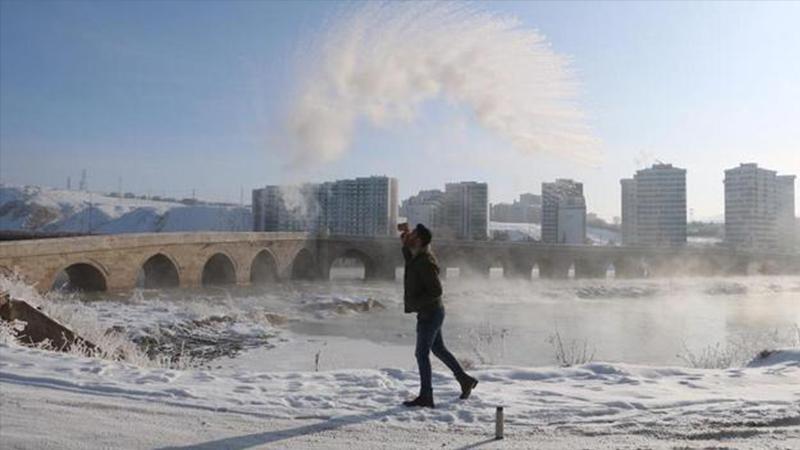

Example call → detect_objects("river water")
66 269 800 370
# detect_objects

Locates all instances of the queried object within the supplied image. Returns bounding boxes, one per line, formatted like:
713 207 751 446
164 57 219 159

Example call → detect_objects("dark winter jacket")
402 245 443 314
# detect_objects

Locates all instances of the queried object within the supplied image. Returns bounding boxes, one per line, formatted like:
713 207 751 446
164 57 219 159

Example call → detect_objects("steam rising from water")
286 2 599 166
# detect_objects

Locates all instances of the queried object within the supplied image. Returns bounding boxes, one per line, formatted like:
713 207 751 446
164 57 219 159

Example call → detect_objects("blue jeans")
415 306 466 397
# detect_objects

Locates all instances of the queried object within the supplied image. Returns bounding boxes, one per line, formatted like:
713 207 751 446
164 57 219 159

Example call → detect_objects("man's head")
412 223 432 247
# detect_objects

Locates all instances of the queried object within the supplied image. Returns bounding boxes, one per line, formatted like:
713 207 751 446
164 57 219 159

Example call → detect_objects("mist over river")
57 269 799 371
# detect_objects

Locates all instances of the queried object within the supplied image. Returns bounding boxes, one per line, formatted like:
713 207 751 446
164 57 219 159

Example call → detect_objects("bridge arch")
567 261 577 279
137 253 180 288
536 258 554 278
537 257 573 279
291 248 317 280
680 255 723 277
250 249 279 284
201 252 237 286
328 248 375 280
531 261 541 279
613 257 646 278
606 261 617 278
436 253 460 279
437 247 489 278
574 258 608 279
52 261 108 292
745 259 780 276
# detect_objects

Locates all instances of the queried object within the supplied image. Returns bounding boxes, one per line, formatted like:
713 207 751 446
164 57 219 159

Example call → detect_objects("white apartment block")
400 189 445 230
400 183 488 240
542 179 586 244
620 178 638 245
777 175 796 250
724 163 795 250
442 182 489 240
623 163 686 247
252 176 398 237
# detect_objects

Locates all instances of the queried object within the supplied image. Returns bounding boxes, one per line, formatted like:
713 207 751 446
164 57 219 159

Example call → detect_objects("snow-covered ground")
0 185 251 233
1 341 799 448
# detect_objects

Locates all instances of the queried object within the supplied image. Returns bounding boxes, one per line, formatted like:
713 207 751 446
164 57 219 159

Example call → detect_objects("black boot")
458 375 478 400
402 395 435 408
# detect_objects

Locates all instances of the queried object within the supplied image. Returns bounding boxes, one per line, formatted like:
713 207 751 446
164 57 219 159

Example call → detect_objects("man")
400 223 478 408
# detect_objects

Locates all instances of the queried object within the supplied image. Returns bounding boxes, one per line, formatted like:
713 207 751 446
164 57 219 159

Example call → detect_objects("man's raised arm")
399 223 412 262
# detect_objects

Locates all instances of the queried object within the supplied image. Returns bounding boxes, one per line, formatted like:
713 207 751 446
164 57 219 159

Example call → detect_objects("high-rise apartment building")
490 193 542 223
252 176 398 237
442 182 489 240
400 182 488 240
621 164 686 247
400 189 445 230
724 163 795 250
620 178 638 245
777 175 796 250
252 184 324 232
325 176 399 236
541 179 586 244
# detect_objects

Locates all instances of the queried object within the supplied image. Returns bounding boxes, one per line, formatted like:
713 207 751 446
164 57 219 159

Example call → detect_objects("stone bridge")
0 232 798 293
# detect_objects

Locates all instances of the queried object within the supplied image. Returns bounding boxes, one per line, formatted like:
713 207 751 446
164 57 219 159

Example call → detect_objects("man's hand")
398 223 411 245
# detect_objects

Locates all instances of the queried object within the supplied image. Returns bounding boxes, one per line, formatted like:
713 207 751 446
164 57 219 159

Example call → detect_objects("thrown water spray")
286 1 599 166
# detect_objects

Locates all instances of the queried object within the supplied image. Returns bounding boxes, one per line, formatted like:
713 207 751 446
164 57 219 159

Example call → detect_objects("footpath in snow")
1 343 799 448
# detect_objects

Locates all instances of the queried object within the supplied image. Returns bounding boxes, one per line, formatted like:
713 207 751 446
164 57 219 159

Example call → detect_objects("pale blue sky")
1 1 798 220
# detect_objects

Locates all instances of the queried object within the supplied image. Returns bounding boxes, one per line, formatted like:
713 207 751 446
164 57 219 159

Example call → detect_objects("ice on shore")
299 295 386 317
575 285 659 299
747 348 800 368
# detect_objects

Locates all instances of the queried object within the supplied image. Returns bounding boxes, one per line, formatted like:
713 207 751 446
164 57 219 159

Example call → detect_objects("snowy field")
2 341 799 449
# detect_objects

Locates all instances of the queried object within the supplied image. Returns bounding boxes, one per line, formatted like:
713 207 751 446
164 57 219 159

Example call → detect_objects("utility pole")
67 176 72 190
79 169 87 191
239 186 247 231
87 191 93 234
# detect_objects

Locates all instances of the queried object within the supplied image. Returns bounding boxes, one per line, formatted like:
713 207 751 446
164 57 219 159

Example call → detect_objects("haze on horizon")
1 1 798 221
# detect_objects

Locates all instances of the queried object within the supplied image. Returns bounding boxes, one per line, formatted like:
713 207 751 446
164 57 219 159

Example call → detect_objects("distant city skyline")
2 1 799 221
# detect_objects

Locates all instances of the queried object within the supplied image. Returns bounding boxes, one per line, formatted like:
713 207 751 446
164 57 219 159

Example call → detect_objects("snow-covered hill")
0 185 251 233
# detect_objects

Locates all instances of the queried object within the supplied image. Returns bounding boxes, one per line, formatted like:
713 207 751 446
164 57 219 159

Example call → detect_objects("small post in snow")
495 406 504 440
